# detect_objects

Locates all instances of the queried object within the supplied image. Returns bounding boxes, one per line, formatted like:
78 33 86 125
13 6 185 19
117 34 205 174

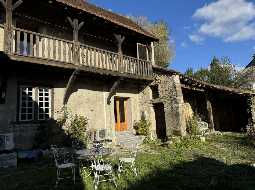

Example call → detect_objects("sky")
89 0 255 73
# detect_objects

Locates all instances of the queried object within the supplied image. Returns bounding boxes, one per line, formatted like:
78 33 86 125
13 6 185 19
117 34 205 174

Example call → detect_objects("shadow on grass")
126 156 255 190
209 133 255 150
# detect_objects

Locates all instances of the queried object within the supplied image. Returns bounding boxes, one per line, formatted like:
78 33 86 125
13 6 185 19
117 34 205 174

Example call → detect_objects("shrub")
186 115 200 136
67 114 89 148
134 118 151 136
247 125 255 140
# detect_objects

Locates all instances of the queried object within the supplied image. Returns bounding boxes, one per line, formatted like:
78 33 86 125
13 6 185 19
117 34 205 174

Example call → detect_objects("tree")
129 16 175 68
184 56 248 88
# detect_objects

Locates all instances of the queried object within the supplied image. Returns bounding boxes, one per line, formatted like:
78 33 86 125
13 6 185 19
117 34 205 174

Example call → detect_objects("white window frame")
19 86 51 122
19 86 35 122
37 88 51 121
137 43 149 61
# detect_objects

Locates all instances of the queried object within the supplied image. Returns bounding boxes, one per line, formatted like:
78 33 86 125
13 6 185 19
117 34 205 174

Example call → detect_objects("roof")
152 66 255 96
180 75 255 96
246 55 255 68
55 0 158 41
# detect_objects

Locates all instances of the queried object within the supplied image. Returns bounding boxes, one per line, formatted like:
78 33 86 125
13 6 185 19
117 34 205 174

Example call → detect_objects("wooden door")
114 98 128 132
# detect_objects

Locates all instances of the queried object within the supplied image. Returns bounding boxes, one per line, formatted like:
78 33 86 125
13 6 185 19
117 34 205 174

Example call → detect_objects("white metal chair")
198 121 209 136
91 156 117 190
50 146 76 187
118 143 138 177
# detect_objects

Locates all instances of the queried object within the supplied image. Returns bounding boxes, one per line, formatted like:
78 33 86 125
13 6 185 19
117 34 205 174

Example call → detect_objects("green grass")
1 133 255 190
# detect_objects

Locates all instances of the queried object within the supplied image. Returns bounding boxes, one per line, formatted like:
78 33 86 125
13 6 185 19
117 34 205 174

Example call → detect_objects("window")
19 86 51 121
137 43 148 60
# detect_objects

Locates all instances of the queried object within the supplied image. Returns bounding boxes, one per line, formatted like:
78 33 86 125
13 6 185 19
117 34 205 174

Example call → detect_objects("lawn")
1 133 255 190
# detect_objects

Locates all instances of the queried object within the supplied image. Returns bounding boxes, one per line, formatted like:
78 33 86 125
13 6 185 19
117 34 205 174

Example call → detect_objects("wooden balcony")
1 26 153 80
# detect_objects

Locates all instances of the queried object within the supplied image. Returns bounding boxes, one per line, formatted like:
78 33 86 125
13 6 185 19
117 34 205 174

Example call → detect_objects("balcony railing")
7 27 152 78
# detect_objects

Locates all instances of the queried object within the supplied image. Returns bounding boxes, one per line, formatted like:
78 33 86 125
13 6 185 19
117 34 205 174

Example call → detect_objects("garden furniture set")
50 140 139 189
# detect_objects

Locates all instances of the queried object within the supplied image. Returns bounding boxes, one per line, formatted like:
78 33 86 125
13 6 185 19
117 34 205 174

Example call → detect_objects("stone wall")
138 85 157 139
0 69 155 149
153 72 186 137
248 96 255 128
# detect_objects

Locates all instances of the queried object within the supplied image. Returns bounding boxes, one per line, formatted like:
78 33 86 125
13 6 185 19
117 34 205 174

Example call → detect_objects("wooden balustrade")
9 27 152 77
12 27 73 63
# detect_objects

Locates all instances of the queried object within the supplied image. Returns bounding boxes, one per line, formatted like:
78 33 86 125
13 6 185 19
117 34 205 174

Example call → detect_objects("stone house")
153 66 255 136
0 0 159 149
0 0 254 151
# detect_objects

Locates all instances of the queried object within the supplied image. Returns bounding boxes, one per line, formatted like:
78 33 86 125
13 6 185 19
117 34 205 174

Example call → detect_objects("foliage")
186 115 200 136
134 118 151 136
184 56 248 88
4 133 255 190
247 125 255 140
66 114 89 148
129 16 175 68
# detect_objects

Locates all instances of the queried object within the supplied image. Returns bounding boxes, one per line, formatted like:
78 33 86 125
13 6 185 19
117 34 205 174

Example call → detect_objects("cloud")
189 34 204 44
180 41 188 48
193 0 255 42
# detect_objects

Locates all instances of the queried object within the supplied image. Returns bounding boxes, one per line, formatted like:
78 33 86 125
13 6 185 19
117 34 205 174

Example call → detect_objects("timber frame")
0 0 23 54
107 77 123 104
0 0 155 81
63 69 80 105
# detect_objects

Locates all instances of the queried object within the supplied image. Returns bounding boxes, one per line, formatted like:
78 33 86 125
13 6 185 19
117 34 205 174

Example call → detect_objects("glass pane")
21 108 26 113
39 114 44 120
39 102 44 107
21 114 26 120
28 108 33 113
119 100 125 123
27 114 33 120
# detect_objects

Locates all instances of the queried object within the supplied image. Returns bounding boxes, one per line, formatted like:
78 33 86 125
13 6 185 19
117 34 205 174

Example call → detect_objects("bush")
186 115 200 136
134 118 151 136
247 125 255 140
67 114 89 148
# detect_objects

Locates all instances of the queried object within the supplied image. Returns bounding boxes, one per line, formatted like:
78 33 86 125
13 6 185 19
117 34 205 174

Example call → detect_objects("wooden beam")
114 34 125 55
107 78 123 104
151 42 155 65
9 54 154 81
206 98 215 131
67 17 84 65
181 84 205 92
67 17 84 42
3 0 22 54
63 69 80 105
12 0 22 10
114 34 125 73
0 0 6 8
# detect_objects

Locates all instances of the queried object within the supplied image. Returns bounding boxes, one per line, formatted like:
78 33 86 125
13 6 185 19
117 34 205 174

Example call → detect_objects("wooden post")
67 17 84 65
107 77 123 105
206 98 215 131
114 34 125 72
0 0 23 54
151 42 155 65
63 69 80 105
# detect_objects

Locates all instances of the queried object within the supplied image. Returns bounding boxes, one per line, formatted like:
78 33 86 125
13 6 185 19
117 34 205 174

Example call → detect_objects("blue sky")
90 0 255 73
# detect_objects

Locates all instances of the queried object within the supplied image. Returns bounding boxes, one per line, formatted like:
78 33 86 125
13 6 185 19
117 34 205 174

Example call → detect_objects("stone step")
116 132 144 147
